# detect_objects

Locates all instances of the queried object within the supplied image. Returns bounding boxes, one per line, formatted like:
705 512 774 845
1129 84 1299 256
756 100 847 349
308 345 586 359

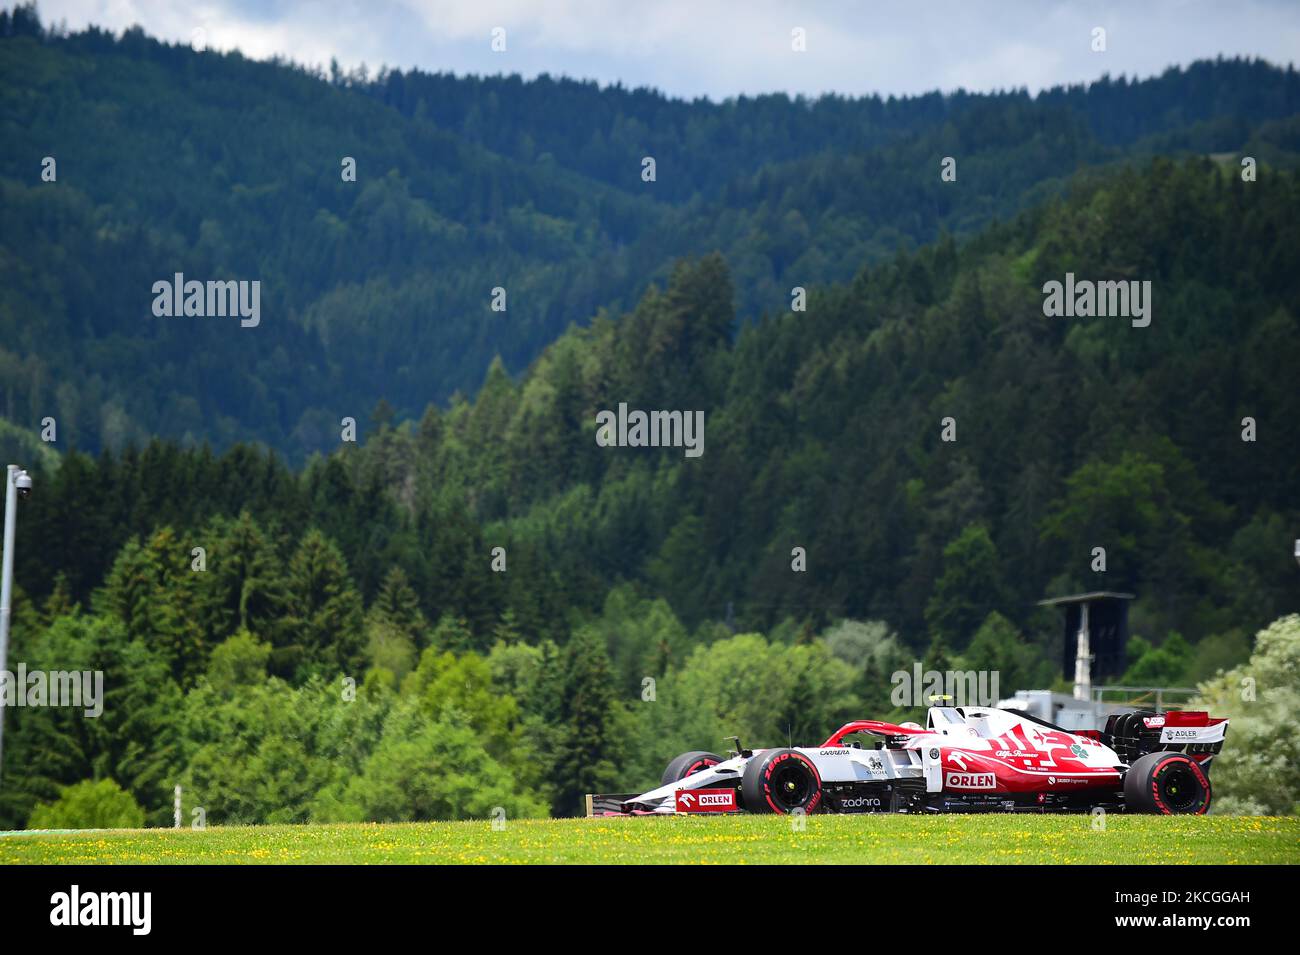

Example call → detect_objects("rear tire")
740 748 823 815
1124 751 1212 814
661 751 724 786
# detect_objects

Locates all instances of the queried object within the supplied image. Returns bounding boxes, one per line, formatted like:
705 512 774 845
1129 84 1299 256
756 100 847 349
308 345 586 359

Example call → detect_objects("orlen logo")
945 772 995 790
1143 716 1166 728
675 789 736 812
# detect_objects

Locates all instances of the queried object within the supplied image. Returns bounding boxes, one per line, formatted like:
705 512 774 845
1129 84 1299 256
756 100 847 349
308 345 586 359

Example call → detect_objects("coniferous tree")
550 628 626 816
283 528 366 679
369 566 427 645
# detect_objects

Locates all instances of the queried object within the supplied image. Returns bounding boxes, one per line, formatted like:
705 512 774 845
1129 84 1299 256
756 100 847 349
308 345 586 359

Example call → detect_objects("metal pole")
1073 601 1091 702
0 465 17 783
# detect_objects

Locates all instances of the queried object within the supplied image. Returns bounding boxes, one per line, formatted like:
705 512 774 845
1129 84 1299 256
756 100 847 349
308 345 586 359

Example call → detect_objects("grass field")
1 814 1297 864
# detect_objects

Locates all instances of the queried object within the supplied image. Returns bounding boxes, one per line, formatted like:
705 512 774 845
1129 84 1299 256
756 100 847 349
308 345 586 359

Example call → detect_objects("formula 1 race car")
588 704 1228 816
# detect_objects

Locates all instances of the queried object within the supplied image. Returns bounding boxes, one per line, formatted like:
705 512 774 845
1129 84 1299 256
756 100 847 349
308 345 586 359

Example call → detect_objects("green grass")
1 814 1296 864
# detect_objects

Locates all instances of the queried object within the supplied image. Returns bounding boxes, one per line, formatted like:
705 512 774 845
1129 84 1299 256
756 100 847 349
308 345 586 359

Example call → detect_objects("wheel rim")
1157 763 1202 811
769 763 812 810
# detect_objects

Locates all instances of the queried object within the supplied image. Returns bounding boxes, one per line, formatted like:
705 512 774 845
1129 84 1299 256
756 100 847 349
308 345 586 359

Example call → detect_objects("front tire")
740 748 823 814
661 751 724 786
1124 751 1212 814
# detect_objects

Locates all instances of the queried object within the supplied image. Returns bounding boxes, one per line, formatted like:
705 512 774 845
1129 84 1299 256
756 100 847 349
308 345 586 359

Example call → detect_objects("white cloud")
33 0 1300 99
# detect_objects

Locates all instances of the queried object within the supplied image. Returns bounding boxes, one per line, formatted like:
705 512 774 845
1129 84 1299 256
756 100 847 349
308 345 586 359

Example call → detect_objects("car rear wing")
1103 710 1228 764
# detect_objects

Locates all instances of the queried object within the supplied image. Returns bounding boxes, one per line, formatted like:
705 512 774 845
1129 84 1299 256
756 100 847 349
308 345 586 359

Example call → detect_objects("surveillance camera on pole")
0 465 33 785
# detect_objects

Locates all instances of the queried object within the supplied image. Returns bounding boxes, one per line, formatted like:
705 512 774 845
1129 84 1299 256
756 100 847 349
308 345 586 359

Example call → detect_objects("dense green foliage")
28 156 1295 641
3 7 1299 456
27 778 145 829
4 154 1297 826
1194 615 1300 815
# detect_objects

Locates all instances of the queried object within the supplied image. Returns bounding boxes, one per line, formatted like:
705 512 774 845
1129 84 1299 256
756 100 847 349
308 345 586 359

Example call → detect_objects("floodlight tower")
0 465 33 783
1037 591 1135 702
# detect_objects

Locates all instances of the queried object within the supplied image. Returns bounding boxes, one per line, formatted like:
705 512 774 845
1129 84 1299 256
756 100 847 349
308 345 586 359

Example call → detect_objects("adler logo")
945 772 996 790
50 885 151 935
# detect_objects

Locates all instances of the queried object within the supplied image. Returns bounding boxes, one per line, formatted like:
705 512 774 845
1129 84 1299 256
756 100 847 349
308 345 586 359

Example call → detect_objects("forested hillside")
5 155 1298 826
16 158 1299 644
3 5 1299 456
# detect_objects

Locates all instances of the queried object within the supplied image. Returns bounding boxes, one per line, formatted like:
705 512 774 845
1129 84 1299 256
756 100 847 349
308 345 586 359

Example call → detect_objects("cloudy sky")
33 0 1300 100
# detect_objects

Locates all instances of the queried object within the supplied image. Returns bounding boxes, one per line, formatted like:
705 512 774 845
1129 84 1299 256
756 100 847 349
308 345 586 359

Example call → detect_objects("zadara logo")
945 772 996 790
838 796 882 810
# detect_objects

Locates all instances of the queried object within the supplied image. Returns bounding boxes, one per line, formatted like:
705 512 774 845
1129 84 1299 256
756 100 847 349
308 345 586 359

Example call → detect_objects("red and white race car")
590 704 1227 816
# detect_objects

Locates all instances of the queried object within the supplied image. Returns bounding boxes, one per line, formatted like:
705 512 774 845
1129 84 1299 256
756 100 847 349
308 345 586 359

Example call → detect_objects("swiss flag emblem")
675 788 737 813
